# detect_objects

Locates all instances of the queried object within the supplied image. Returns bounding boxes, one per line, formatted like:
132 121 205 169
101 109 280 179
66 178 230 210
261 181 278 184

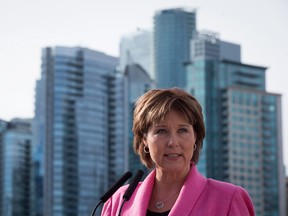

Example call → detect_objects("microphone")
123 169 144 201
118 169 144 216
90 171 132 216
100 171 132 203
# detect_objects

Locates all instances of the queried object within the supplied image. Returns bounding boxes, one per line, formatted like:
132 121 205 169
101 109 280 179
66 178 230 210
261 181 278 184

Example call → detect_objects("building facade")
32 76 46 216
123 64 155 175
120 29 154 79
35 46 127 216
154 8 196 89
0 118 32 216
186 31 286 216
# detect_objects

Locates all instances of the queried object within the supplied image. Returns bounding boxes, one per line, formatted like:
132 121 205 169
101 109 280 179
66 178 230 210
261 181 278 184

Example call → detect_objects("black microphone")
100 171 132 203
123 169 144 201
90 171 132 216
118 169 144 216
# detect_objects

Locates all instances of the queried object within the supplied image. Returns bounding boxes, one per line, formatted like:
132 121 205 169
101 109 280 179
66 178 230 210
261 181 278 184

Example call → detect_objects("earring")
194 144 197 151
144 146 150 153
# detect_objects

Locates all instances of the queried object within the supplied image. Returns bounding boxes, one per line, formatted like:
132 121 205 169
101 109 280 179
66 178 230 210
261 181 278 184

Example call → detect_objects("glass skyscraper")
120 29 154 79
35 46 127 216
187 31 286 216
123 64 155 175
33 76 46 216
154 8 196 89
0 118 32 216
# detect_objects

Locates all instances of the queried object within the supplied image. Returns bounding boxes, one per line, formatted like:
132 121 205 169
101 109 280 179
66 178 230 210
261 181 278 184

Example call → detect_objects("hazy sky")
0 0 287 172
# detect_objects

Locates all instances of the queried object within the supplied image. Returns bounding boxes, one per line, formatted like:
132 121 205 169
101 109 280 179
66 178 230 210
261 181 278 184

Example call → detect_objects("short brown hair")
132 88 206 169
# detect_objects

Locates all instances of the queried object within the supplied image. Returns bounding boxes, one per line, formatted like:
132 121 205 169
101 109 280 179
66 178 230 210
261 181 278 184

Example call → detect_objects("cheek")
145 134 158 145
146 137 162 154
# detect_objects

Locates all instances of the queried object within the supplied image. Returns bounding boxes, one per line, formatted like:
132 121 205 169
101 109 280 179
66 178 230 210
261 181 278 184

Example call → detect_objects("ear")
193 129 197 142
142 134 147 145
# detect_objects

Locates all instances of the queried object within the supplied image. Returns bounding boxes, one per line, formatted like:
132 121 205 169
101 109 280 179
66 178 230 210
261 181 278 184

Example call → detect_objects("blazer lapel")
169 166 207 215
130 170 156 216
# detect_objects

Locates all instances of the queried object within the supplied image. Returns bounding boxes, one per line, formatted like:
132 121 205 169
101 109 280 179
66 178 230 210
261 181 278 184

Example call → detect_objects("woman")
102 88 255 216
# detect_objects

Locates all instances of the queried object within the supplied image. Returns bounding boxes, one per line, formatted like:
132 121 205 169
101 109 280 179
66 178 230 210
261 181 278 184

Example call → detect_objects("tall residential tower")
154 8 196 89
120 29 154 79
187 31 286 216
123 64 155 175
0 119 32 216
35 46 127 216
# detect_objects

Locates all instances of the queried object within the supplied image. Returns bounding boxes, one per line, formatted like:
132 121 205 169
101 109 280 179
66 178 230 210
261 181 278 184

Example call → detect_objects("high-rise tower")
36 46 127 216
123 64 155 175
0 118 32 216
120 29 154 79
187 31 286 216
154 8 196 89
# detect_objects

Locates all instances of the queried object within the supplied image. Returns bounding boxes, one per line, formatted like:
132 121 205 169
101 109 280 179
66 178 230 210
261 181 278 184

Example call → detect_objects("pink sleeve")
228 187 255 216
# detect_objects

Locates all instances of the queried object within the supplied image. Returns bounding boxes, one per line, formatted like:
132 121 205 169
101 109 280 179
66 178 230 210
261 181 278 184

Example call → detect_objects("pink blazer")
101 166 255 216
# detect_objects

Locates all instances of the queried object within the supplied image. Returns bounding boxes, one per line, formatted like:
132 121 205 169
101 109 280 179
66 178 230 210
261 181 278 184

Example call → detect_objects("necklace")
155 190 180 209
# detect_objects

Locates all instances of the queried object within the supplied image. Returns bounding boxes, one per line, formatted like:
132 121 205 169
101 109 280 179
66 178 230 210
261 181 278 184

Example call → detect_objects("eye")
155 128 167 134
179 128 188 133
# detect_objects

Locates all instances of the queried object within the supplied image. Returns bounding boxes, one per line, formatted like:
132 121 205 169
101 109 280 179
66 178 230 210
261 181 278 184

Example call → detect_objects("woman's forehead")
150 109 188 123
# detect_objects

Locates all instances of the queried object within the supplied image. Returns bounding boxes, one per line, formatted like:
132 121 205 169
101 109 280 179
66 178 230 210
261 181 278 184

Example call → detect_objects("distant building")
286 177 288 216
32 74 46 216
123 64 155 175
0 118 32 216
154 8 196 89
35 46 127 216
187 30 286 216
0 120 6 131
120 29 154 79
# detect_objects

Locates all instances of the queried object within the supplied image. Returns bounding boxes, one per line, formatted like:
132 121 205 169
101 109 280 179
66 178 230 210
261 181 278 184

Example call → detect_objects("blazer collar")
130 166 207 216
130 170 155 215
170 165 207 215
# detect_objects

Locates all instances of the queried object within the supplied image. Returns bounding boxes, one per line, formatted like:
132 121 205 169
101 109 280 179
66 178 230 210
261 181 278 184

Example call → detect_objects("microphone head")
123 169 144 201
100 171 132 203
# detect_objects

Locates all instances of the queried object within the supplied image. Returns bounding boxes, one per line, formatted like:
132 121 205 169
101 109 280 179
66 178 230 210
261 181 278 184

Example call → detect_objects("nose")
167 133 178 147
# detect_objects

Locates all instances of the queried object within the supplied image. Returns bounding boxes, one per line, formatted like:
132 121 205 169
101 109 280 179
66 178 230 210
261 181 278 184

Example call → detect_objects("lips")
164 153 181 158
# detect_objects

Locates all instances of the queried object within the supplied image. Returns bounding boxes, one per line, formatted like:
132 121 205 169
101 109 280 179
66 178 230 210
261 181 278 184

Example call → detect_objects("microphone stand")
90 200 102 216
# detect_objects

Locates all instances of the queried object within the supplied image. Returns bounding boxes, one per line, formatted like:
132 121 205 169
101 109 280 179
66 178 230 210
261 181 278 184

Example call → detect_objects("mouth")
164 153 181 158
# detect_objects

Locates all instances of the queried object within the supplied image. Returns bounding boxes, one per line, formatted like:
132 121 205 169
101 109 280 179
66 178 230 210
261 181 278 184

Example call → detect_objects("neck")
149 168 190 212
155 166 190 187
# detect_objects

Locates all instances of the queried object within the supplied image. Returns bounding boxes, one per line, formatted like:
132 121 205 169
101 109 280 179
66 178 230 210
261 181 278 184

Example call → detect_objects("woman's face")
143 110 197 174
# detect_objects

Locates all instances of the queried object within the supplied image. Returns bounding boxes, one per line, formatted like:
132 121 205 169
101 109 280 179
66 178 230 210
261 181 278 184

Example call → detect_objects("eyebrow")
153 124 190 128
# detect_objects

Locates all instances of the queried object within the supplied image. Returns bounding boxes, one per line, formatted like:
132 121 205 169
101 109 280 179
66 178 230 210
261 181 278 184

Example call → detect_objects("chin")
162 166 185 173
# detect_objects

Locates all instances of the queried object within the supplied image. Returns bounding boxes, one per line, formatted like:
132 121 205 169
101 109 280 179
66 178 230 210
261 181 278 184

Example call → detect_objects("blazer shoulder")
207 178 242 190
205 178 249 198
200 179 255 215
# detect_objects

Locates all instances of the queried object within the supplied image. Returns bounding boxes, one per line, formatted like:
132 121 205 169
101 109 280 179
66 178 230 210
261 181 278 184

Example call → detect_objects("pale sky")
0 0 287 173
